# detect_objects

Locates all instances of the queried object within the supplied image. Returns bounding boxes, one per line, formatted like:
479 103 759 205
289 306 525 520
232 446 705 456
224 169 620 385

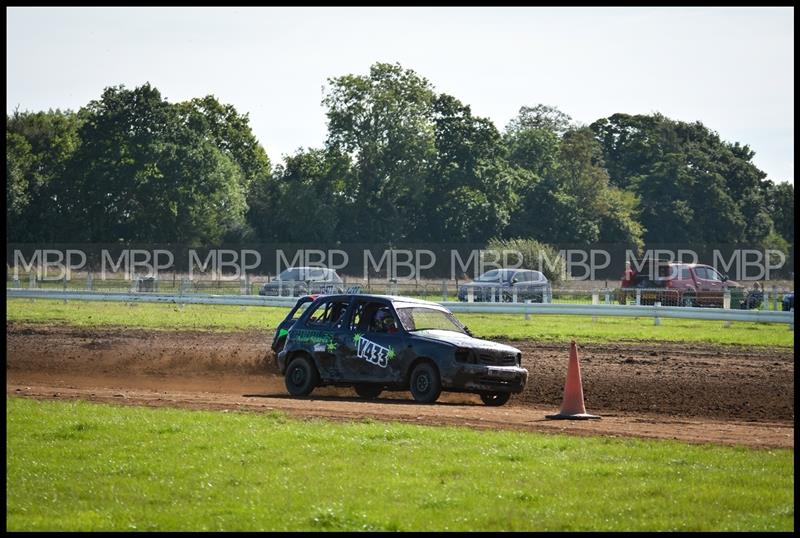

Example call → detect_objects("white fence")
6 288 794 325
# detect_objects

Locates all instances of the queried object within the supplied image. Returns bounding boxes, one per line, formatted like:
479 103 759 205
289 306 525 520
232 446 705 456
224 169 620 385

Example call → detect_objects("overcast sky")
6 6 794 183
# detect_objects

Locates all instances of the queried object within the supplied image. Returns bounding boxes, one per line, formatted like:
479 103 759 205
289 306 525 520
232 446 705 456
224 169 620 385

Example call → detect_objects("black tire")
354 384 382 400
682 294 696 308
409 362 442 404
285 355 319 396
480 392 511 406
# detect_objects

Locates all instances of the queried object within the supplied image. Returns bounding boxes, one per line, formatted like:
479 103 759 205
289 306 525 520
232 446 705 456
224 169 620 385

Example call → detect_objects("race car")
273 293 528 406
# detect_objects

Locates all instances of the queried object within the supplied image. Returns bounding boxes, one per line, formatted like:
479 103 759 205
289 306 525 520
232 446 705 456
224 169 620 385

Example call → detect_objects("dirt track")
6 323 794 449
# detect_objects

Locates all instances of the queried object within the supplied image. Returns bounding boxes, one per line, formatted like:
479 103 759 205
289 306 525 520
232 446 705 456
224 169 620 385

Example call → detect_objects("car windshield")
277 268 330 281
395 307 467 335
277 268 301 281
475 270 510 282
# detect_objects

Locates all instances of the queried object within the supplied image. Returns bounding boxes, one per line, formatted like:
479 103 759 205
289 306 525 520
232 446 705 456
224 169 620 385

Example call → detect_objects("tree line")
6 62 794 253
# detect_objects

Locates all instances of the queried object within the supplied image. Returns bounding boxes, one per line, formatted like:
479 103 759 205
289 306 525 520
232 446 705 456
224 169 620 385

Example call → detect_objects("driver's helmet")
374 308 395 331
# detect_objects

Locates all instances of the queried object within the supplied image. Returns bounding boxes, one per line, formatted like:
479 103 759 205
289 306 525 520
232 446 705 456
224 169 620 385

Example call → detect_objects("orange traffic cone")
546 341 601 420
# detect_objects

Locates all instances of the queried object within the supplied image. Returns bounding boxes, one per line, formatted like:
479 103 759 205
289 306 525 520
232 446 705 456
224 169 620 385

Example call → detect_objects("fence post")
29 271 36 289
467 287 474 303
12 275 20 288
524 299 531 320
654 301 661 326
762 289 769 311
604 289 610 305
723 288 731 309
512 287 518 304
87 273 93 291
635 288 641 306
591 289 599 305
441 280 447 302
772 286 778 311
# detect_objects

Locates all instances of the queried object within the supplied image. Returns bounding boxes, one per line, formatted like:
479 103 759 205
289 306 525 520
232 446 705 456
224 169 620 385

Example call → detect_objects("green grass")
7 298 793 347
6 397 793 531
457 312 794 347
7 298 287 332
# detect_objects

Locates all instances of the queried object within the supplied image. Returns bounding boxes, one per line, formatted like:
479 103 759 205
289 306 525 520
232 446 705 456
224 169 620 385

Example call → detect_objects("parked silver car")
259 267 344 297
458 269 550 302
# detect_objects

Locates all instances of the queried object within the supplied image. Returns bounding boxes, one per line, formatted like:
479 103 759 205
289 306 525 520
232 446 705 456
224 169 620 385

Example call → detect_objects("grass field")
6 298 794 347
6 397 793 532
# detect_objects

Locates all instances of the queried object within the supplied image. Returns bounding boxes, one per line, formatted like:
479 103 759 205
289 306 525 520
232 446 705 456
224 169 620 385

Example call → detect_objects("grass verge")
6 298 793 347
6 397 794 531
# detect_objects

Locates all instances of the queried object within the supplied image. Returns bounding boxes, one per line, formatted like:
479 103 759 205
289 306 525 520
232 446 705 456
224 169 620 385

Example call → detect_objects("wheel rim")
415 373 430 393
291 366 305 386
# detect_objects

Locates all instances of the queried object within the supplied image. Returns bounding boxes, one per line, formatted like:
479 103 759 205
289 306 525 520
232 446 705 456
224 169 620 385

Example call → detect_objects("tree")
177 95 271 192
765 180 794 246
323 62 437 243
63 84 248 244
505 104 573 136
506 125 644 248
424 94 521 242
6 132 34 236
591 113 775 245
6 109 83 242
264 148 354 243
173 95 273 243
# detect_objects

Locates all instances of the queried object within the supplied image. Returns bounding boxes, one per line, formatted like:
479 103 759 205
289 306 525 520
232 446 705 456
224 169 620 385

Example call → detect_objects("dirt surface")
6 322 794 449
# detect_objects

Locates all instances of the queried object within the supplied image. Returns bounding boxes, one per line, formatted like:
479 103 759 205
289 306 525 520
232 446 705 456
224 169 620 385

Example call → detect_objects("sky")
6 6 794 183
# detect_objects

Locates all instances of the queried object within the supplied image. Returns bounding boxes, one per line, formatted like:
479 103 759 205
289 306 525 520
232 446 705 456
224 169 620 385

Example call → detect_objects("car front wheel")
409 362 441 404
480 392 511 406
285 355 319 396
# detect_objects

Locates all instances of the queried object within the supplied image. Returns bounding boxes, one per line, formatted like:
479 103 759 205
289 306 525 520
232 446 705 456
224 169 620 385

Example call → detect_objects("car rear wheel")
409 362 441 404
682 294 696 307
480 392 511 406
354 384 382 400
285 355 319 396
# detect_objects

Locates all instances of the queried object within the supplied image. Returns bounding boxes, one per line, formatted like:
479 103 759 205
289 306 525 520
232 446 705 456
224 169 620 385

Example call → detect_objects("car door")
272 296 316 352
301 297 351 381
694 266 724 306
510 270 526 300
339 300 407 384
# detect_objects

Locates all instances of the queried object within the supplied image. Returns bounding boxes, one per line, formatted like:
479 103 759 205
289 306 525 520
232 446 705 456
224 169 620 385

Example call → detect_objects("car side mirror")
463 326 474 337
722 275 728 282
511 277 518 284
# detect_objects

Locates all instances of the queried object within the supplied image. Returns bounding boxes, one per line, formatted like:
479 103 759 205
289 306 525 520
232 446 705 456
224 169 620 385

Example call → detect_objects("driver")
373 308 399 334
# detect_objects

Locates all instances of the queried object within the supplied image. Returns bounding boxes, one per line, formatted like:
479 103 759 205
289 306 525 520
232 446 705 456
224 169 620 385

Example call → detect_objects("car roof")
310 293 445 308
280 266 337 272
634 262 711 268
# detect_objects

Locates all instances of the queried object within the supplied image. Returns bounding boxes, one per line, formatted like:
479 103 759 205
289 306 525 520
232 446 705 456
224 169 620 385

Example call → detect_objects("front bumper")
445 364 528 393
